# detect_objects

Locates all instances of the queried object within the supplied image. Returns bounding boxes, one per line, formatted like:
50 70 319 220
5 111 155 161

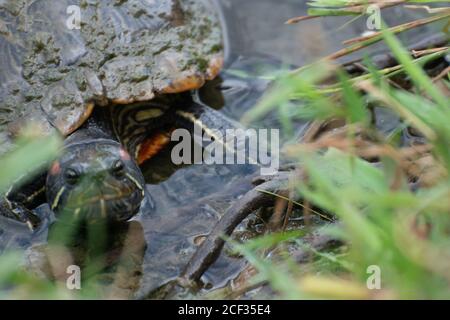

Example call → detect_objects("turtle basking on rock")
0 0 235 228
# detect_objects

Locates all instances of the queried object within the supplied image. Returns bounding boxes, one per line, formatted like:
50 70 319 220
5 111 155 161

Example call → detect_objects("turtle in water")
0 0 232 228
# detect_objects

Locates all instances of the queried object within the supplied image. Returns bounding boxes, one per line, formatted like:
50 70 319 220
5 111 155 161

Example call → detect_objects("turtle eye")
64 168 80 186
111 160 125 178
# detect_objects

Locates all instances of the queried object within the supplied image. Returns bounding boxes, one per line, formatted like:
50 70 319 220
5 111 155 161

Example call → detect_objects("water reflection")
137 164 257 298
219 0 434 66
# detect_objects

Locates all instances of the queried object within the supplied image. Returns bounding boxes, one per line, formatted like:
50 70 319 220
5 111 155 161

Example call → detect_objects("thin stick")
179 173 291 285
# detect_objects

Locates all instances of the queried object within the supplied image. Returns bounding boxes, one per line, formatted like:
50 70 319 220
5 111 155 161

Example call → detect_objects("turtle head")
46 140 145 224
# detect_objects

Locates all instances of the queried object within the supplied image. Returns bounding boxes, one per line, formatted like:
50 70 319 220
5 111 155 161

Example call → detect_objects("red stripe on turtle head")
119 148 131 162
50 161 61 175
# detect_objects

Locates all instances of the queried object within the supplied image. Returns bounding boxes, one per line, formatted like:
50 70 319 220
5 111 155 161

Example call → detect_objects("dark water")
0 0 440 298
219 0 436 65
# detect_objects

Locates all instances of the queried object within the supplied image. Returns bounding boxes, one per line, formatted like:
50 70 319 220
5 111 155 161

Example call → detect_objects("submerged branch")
179 172 291 285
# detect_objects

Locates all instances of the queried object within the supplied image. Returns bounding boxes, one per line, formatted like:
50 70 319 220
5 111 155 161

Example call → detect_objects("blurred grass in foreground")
234 18 449 299
0 130 61 194
0 131 117 299
0 128 142 299
0 130 67 299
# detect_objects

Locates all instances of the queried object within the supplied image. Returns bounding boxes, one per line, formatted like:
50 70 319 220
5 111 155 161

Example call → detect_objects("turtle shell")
0 0 223 154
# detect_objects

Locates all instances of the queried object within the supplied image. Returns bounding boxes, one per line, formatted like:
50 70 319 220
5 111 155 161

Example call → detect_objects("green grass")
0 131 69 299
0 132 61 193
232 21 450 299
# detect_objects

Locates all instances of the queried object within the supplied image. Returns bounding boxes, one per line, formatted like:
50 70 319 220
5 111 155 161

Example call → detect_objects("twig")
412 47 449 58
286 0 406 24
285 15 320 25
332 13 449 59
432 66 450 82
343 33 449 72
342 14 449 46
179 172 291 285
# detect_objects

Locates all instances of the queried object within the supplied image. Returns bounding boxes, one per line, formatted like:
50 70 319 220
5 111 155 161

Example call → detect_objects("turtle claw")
13 209 41 232
0 198 41 232
25 220 36 232
252 170 292 186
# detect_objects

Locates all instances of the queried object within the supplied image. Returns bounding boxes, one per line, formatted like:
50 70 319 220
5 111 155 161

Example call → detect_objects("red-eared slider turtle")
0 0 229 228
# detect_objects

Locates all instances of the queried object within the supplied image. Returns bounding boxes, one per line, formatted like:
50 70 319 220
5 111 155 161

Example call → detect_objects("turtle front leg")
0 197 41 232
0 173 47 231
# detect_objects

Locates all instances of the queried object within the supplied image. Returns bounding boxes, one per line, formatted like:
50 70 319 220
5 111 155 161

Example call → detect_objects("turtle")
0 0 233 228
